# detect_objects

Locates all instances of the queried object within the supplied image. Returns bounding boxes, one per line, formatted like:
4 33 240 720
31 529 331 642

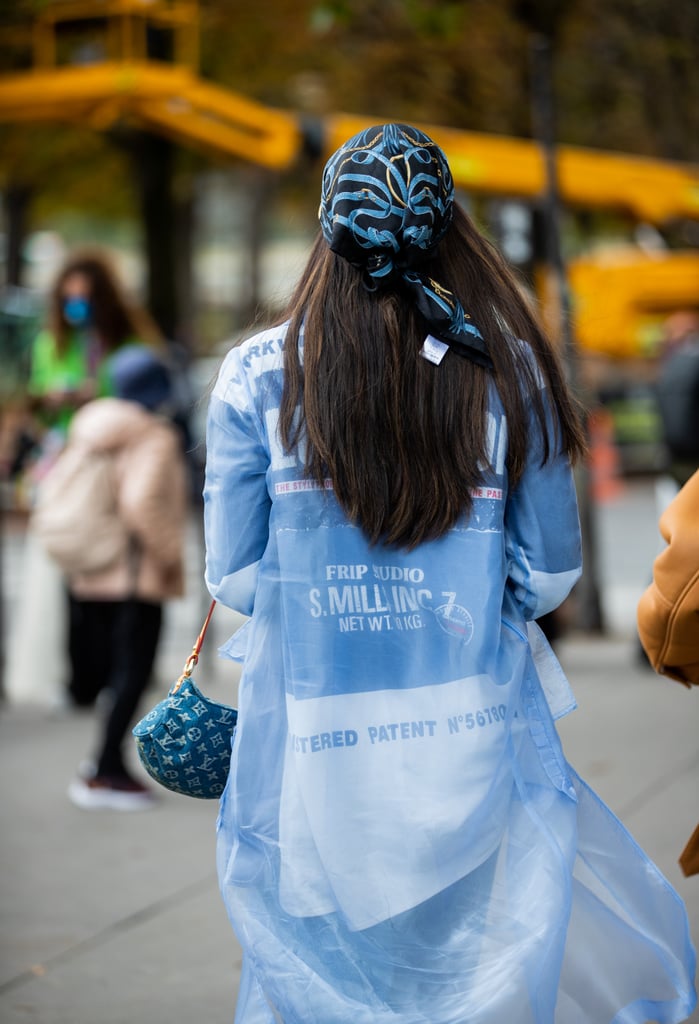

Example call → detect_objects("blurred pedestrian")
26 245 198 499
49 345 188 809
204 125 696 1023
28 246 161 437
5 248 164 707
655 310 699 491
638 467 699 686
637 468 699 877
634 310 699 671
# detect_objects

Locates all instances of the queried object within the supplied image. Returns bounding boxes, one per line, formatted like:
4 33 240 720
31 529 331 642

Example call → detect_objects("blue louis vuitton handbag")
133 601 237 799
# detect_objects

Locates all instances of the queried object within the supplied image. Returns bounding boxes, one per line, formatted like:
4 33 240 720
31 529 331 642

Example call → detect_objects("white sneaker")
68 773 156 811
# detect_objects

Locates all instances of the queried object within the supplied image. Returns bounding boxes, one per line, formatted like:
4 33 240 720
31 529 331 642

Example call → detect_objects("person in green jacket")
28 246 162 437
25 247 165 708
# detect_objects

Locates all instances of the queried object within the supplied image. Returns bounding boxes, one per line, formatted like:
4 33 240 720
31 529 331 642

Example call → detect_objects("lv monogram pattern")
133 677 237 799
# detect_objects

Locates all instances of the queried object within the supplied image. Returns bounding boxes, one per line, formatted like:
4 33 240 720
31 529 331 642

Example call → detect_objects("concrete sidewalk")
1 515 246 1023
1 482 698 1023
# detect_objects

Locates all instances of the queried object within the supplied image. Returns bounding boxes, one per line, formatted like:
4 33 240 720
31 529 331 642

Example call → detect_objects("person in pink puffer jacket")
65 345 188 810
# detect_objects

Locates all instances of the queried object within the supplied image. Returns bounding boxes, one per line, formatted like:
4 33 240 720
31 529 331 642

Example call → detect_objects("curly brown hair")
48 247 161 355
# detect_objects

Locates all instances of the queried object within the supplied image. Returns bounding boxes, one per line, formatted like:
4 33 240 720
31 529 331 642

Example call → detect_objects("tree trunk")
125 131 179 342
173 176 195 351
239 169 274 328
4 184 32 287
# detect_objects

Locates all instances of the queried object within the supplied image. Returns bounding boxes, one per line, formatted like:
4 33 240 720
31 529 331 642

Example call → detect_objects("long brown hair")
48 248 161 354
279 204 585 549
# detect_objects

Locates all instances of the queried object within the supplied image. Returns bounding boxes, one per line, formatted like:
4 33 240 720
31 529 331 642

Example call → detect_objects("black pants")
68 595 162 777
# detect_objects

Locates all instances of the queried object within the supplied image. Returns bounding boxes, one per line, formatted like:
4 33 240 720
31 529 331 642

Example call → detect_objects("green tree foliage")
559 0 699 159
1 0 697 243
1 0 697 219
0 125 134 219
200 0 699 160
381 0 694 158
199 0 531 135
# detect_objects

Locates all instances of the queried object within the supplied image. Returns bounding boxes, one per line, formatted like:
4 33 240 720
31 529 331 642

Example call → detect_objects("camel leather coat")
204 325 696 1023
637 469 699 688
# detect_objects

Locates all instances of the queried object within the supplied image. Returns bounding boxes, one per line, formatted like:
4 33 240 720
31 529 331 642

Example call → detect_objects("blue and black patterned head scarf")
319 123 492 369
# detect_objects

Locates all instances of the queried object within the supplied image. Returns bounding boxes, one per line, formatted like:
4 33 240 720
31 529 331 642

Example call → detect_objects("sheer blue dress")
204 325 696 1024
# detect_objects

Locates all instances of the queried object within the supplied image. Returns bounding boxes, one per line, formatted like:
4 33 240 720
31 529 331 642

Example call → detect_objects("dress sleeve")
203 348 272 616
504 392 582 620
637 469 699 687
27 331 54 396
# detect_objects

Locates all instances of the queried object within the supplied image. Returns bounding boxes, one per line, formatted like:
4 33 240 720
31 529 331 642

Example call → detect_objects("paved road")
1 478 697 1023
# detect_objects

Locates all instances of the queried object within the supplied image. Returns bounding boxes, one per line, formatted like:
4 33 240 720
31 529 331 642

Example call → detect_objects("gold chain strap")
172 599 216 693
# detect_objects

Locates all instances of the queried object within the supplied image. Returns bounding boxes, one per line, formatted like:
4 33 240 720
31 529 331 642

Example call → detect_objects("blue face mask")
62 296 92 327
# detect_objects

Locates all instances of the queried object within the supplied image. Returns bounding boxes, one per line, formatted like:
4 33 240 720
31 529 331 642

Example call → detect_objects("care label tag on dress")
420 334 449 365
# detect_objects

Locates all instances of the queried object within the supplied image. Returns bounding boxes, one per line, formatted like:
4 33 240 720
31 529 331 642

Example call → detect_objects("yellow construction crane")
0 0 301 170
2 2 699 222
569 252 699 358
1 0 698 357
325 115 699 227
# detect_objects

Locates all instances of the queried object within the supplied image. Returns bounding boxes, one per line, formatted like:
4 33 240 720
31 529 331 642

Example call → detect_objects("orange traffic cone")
588 407 625 502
